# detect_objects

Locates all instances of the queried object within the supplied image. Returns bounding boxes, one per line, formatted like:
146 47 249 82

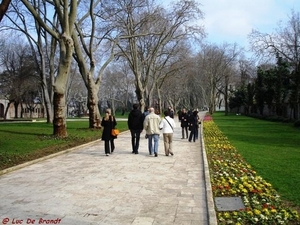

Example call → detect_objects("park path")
0 111 217 225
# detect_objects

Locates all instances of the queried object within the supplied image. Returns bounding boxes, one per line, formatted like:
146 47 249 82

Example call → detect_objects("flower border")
203 117 299 224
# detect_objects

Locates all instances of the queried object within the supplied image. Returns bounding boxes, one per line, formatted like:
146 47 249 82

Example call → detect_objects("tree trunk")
14 101 19 118
135 82 145 112
4 101 12 120
53 92 67 137
209 81 216 114
42 83 53 123
87 84 101 128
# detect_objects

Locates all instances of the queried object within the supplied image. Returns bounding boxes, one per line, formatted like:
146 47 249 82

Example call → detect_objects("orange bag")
111 128 120 137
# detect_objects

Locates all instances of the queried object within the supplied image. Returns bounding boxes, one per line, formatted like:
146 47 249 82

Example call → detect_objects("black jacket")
180 112 189 128
128 109 143 130
188 112 199 131
101 116 117 140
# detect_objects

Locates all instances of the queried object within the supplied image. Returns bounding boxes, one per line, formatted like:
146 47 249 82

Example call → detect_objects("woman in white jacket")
159 110 176 156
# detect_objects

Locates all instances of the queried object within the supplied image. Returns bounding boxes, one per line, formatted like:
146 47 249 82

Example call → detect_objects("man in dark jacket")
128 103 144 154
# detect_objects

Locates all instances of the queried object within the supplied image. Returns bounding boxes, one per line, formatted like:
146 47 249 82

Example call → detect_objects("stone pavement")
0 112 217 225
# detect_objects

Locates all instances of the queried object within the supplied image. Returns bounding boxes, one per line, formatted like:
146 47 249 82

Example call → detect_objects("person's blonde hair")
104 108 111 121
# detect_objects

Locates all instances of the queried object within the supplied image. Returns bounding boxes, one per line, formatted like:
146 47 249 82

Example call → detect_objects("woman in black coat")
188 110 198 142
101 108 117 156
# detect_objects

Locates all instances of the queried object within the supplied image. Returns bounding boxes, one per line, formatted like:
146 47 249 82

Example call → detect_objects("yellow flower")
254 209 261 215
247 211 253 216
224 212 230 218
262 208 270 216
242 188 248 194
271 209 277 213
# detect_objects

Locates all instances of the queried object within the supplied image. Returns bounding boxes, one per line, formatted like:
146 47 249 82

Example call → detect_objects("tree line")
230 11 300 121
0 0 299 137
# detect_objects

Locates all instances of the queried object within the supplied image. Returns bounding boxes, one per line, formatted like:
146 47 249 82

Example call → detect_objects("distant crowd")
100 105 201 157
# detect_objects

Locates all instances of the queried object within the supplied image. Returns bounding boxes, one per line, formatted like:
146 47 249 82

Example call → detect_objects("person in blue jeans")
143 107 161 157
127 103 144 154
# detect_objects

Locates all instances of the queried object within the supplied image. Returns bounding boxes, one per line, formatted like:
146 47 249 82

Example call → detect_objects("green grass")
0 118 128 170
212 112 300 207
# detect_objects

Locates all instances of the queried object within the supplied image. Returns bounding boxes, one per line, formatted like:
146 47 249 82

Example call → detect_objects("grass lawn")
212 111 300 208
0 117 128 170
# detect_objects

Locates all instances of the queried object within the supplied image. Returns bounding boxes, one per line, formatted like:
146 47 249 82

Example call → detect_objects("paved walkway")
0 112 217 225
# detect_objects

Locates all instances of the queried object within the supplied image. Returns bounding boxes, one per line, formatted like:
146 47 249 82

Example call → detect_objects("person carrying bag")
159 110 176 156
101 108 117 156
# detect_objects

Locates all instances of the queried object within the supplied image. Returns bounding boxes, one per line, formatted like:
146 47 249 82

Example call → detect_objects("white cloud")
158 0 299 47
200 0 299 46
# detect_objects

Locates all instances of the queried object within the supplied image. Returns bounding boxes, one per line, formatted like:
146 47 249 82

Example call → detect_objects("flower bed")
203 117 299 224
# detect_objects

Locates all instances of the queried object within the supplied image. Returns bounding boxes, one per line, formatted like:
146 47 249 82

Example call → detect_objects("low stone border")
0 139 101 176
200 121 218 225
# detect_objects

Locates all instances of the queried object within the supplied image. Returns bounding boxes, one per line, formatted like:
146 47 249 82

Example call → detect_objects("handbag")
111 128 120 137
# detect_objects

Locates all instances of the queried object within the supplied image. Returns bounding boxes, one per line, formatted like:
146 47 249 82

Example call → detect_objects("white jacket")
159 116 176 133
144 112 161 135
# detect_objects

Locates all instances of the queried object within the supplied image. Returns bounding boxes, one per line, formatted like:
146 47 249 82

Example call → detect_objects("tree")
103 0 204 112
249 10 300 119
0 42 40 119
100 62 136 114
21 0 78 137
5 1 55 123
254 67 267 115
0 0 11 22
66 66 87 117
251 57 292 118
196 43 240 114
72 0 117 128
229 87 246 113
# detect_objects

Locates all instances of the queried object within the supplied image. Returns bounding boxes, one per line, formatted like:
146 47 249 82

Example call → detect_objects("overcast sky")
160 0 299 50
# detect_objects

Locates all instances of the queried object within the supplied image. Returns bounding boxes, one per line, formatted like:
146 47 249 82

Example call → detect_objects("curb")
200 122 218 225
0 139 101 176
0 130 133 176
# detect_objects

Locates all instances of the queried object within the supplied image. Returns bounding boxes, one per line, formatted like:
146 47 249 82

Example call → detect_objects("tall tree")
72 0 116 128
103 0 204 112
6 0 55 123
197 43 241 114
21 0 78 137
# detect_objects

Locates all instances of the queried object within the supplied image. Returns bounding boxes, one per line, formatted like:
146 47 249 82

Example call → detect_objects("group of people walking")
100 104 200 157
178 108 201 142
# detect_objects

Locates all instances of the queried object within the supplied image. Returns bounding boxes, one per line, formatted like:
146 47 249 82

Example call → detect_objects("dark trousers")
104 139 115 154
195 127 199 139
181 126 188 138
189 127 197 142
130 129 141 153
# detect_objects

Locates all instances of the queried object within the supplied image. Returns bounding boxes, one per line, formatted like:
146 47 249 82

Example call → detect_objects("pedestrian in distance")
159 110 176 156
143 107 161 157
128 103 144 154
194 109 200 139
179 108 189 139
142 106 149 121
188 110 199 143
168 106 174 119
101 108 117 156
